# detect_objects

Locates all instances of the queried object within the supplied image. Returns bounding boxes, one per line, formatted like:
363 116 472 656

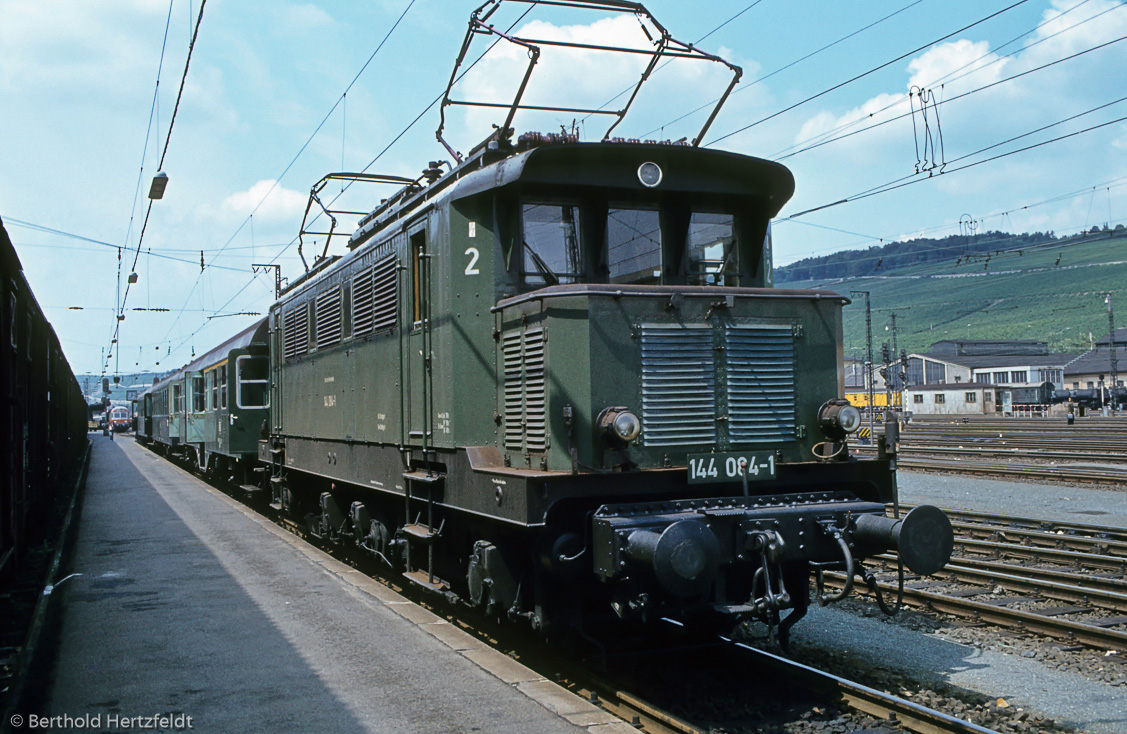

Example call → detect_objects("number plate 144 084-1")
686 452 776 484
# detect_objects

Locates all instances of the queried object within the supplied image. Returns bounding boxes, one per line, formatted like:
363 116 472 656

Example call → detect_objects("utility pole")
253 263 284 299
875 307 911 416
851 290 874 440
1108 293 1119 415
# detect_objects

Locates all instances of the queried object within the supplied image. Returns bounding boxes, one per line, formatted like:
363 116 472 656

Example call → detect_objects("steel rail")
826 571 1127 650
925 561 1127 611
956 537 1127 571
874 581 1127 650
892 457 1127 484
867 444 1127 463
907 506 1127 542
559 678 706 734
724 639 1000 734
873 553 1127 595
950 522 1127 557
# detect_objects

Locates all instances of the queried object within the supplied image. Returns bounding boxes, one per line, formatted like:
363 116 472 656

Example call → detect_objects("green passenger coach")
136 319 270 485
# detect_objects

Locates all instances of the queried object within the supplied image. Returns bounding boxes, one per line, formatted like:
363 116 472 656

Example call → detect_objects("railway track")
831 508 1127 653
851 417 1127 483
548 631 1010 734
894 456 1127 484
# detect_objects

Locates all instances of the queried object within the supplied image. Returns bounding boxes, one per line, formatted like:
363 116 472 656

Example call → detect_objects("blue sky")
1 0 1125 377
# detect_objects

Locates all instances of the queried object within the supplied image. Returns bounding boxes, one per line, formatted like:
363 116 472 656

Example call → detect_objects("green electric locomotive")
136 0 954 643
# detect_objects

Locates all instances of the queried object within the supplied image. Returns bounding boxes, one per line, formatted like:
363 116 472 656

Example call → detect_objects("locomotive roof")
273 137 797 313
142 318 268 396
347 138 795 252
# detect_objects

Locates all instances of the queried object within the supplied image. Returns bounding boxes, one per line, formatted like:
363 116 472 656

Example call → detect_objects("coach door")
403 226 432 450
143 394 153 436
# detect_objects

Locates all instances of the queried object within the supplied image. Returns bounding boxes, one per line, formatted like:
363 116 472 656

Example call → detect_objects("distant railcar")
108 405 132 432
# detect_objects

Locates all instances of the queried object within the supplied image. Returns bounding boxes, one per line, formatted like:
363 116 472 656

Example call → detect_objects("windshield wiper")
523 241 560 286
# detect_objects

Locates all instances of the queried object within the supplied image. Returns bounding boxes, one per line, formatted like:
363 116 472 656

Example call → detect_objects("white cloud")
284 4 335 30
221 180 307 221
906 39 1006 91
449 13 741 146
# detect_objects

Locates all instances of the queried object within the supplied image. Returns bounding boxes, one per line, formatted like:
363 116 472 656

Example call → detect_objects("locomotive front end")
496 282 952 637
483 141 953 638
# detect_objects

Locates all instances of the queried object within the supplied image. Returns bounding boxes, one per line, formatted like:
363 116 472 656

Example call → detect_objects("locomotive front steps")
401 523 441 543
402 569 450 592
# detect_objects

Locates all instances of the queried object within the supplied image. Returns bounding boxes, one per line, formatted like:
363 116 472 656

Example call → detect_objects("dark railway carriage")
263 135 952 641
0 217 87 583
137 319 269 483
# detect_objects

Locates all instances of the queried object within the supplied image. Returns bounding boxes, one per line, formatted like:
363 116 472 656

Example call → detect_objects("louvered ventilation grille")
502 327 547 452
641 326 716 447
315 288 342 348
283 304 308 361
523 329 547 451
352 266 375 334
725 326 796 443
371 255 397 331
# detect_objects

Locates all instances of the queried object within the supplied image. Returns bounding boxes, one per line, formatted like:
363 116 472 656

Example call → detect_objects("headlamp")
818 399 862 440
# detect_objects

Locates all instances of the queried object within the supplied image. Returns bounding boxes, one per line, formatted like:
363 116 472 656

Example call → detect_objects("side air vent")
315 287 342 348
502 327 547 452
352 265 375 335
352 254 397 336
283 303 308 361
640 325 716 447
725 325 796 442
371 255 397 331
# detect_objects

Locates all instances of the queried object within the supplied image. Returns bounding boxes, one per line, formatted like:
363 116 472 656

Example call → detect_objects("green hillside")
774 228 1127 361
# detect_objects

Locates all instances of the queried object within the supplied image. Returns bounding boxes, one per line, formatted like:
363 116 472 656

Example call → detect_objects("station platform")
35 435 633 734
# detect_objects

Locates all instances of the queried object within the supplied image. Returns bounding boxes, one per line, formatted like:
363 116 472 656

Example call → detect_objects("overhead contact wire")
706 0 1033 147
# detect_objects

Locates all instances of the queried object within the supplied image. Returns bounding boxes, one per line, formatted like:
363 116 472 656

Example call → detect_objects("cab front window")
521 203 582 287
686 212 737 286
608 207 661 285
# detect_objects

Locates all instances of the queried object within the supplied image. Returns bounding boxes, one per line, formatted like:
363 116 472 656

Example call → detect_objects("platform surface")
39 435 631 734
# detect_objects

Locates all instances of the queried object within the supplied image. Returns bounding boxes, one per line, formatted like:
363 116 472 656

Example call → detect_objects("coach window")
206 370 216 410
236 355 270 409
172 383 183 414
192 375 205 413
521 203 582 287
608 207 661 285
686 212 737 286
218 364 228 409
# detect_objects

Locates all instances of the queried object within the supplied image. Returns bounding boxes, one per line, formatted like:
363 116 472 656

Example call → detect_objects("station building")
902 340 1074 416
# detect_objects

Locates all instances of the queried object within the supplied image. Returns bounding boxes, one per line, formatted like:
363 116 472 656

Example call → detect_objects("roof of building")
1064 346 1125 377
913 352 1075 370
1095 327 1127 347
928 339 1050 358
